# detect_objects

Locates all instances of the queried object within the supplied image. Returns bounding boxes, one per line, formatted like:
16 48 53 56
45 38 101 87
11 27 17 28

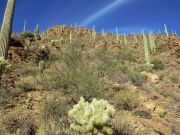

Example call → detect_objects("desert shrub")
0 57 11 78
119 50 137 62
40 97 78 135
21 31 34 39
15 63 38 77
169 76 180 84
112 111 146 135
127 69 145 86
2 113 35 135
157 45 169 53
40 41 105 101
161 90 180 101
15 76 42 92
95 46 118 77
151 59 164 70
0 87 24 107
42 97 71 121
108 72 129 84
133 110 152 119
112 89 139 111
0 87 12 106
138 64 153 72
116 62 128 73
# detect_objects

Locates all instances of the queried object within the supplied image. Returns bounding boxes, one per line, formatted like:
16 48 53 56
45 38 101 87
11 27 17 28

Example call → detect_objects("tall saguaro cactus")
0 0 16 58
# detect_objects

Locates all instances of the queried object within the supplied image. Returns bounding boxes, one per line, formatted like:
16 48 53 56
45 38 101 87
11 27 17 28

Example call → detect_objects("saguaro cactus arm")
0 0 16 58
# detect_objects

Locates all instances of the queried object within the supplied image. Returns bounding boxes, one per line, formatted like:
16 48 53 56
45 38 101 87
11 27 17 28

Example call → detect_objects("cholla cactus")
0 57 11 77
68 97 116 135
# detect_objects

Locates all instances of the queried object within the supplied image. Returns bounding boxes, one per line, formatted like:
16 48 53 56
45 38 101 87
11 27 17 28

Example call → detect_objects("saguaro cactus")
23 20 27 32
148 33 156 53
116 27 119 43
143 34 150 65
34 24 40 40
164 24 169 37
123 34 127 45
102 28 105 36
0 0 16 58
92 25 96 40
70 30 72 44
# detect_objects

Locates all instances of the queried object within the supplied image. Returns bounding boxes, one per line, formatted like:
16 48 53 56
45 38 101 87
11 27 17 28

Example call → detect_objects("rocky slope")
0 25 179 135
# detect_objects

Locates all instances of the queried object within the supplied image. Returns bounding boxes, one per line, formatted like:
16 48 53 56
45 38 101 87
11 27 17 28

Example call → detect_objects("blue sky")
0 0 180 34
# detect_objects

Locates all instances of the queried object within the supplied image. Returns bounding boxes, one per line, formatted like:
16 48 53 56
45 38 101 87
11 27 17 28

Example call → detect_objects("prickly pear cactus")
68 97 116 135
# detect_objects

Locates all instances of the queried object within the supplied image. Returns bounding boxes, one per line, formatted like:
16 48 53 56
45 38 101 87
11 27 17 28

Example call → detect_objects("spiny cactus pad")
68 97 116 135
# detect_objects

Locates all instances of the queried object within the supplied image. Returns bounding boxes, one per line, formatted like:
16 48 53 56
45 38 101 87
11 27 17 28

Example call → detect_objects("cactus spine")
0 0 16 58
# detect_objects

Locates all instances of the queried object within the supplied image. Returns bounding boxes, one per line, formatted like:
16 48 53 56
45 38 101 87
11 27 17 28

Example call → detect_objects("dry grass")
111 89 139 111
39 97 79 135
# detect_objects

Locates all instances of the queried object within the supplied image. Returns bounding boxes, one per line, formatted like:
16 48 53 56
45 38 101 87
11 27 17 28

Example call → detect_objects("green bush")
41 97 77 135
127 69 145 86
112 90 139 111
21 31 34 39
0 87 24 107
2 113 35 135
169 76 180 84
40 41 105 101
151 59 164 70
0 57 11 78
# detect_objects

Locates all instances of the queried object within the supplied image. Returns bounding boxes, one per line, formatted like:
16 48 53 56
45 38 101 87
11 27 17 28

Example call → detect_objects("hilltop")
0 25 180 135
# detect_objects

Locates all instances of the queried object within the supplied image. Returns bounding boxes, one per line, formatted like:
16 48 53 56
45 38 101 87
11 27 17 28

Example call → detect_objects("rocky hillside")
0 25 180 135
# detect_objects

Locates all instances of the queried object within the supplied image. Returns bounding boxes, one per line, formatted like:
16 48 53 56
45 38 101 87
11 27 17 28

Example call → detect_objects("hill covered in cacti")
0 25 180 135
